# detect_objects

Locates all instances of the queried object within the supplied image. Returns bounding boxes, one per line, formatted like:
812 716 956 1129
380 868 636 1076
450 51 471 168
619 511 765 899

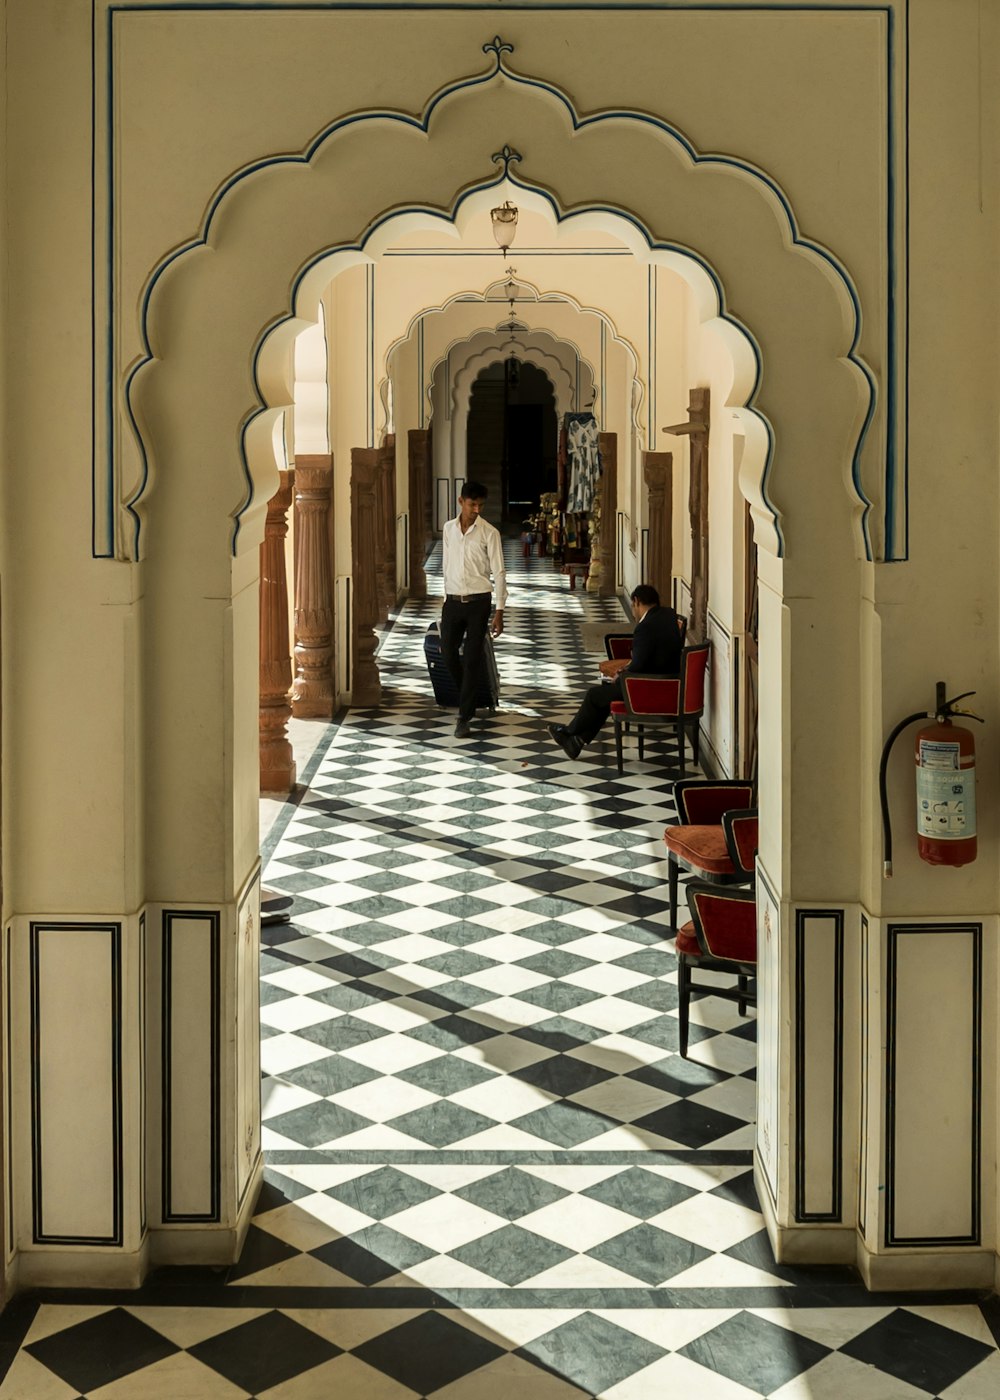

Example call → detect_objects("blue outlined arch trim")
116 20 884 561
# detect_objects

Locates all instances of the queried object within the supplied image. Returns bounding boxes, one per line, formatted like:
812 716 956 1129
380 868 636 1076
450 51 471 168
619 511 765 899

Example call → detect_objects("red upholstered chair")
610 641 710 775
676 881 758 1058
604 616 687 662
662 781 757 940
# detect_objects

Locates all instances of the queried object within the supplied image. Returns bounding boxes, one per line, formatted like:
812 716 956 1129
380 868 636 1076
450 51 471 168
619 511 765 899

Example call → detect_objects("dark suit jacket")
624 605 682 678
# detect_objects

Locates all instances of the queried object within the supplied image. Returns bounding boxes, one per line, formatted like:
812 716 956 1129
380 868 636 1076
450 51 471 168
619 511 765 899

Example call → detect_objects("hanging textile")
564 412 601 514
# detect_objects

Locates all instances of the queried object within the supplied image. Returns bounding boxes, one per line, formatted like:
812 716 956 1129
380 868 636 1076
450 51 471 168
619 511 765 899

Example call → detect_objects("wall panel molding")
884 921 982 1247
794 909 845 1222
161 911 221 1224
29 921 124 1246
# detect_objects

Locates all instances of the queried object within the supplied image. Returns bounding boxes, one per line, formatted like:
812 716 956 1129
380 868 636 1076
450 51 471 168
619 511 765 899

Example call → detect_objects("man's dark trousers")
440 594 491 723
566 679 623 744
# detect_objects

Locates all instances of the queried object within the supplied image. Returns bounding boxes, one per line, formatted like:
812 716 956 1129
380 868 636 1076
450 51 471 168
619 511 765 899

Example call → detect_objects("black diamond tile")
353 1310 506 1393
514 949 598 978
396 1055 499 1097
634 1097 749 1147
453 1166 571 1220
325 1165 443 1218
228 1223 302 1280
513 1016 606 1050
406 1013 501 1051
189 1310 340 1392
615 979 679 1011
709 1169 762 1211
512 981 602 1014
588 1222 712 1284
611 947 676 975
581 1165 699 1218
510 1099 617 1147
266 1099 371 1146
387 1099 498 1145
317 949 402 976
276 1054 381 1096
841 1307 996 1393
681 1312 830 1393
339 894 412 919
512 1053 615 1098
449 1223 575 1284
295 1014 391 1053
519 1312 666 1394
627 1054 726 1098
254 1168 316 1212
26 1308 179 1392
259 980 295 1005
410 979 496 1011
419 949 500 977
311 1224 436 1284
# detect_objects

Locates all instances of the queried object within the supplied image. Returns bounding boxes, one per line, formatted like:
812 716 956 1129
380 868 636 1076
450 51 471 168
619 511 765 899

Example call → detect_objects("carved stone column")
259 469 296 792
642 450 673 606
376 435 396 622
351 448 382 707
291 454 335 719
408 428 431 600
595 431 618 596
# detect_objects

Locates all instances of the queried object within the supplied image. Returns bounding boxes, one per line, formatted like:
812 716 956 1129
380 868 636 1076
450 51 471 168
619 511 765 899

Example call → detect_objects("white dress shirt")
442 515 508 608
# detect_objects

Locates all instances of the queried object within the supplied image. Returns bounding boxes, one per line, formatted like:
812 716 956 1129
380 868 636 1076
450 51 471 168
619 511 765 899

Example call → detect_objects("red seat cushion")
663 825 734 875
675 922 700 956
610 700 626 714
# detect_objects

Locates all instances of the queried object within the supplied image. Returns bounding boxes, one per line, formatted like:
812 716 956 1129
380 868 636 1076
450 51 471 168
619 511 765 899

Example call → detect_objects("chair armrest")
722 808 759 879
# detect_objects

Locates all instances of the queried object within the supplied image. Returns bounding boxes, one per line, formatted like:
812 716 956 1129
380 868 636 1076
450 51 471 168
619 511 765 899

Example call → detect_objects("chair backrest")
688 883 758 966
723 808 759 879
621 674 679 715
672 779 756 825
678 616 688 647
679 642 711 715
604 632 634 661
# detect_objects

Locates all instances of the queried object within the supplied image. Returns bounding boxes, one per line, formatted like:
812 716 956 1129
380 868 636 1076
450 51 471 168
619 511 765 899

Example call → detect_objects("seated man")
548 584 682 760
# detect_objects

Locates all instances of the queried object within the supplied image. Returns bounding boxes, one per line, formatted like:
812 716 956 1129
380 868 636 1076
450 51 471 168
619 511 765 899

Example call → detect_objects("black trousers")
440 595 492 722
566 679 623 744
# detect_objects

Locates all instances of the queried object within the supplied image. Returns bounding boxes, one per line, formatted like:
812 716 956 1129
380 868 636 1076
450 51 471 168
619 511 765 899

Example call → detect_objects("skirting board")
149 1152 263 1269
756 1154 999 1290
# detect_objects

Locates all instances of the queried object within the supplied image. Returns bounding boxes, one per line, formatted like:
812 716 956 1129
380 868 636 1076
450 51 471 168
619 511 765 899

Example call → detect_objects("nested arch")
127 40 875 572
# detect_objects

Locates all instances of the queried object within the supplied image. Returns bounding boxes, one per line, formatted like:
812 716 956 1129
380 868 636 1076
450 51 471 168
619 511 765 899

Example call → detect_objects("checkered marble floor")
2 542 997 1397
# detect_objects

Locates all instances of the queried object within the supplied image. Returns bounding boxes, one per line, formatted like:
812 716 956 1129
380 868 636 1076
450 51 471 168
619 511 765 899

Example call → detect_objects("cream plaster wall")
2 0 999 1294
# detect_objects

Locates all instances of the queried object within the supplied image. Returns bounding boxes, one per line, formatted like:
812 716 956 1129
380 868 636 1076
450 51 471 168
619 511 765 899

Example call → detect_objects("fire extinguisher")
879 683 983 876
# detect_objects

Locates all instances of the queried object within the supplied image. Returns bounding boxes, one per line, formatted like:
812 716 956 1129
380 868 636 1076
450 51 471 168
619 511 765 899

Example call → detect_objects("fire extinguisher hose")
879 710 931 878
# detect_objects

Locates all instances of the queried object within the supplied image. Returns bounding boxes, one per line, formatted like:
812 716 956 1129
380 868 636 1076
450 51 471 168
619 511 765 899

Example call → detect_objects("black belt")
445 592 491 602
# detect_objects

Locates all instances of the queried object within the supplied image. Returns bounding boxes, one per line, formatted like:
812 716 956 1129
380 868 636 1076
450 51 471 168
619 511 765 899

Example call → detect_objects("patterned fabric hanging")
564 412 601 513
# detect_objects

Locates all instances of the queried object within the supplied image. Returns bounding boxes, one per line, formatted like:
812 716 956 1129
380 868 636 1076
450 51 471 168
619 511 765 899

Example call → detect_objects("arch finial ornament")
491 145 522 178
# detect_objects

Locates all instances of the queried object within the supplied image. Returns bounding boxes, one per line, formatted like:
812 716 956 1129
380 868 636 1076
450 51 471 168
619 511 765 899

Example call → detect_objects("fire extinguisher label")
918 739 960 769
917 762 976 839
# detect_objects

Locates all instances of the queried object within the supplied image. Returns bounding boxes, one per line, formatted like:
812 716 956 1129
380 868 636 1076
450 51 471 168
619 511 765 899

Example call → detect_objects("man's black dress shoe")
455 719 472 739
548 724 583 760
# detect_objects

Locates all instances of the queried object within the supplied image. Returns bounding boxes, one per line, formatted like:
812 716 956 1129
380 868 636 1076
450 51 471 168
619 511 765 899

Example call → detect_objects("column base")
755 1155 998 1290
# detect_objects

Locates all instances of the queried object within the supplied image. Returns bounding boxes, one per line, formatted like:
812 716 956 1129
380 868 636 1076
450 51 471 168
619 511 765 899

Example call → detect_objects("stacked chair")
663 779 758 1057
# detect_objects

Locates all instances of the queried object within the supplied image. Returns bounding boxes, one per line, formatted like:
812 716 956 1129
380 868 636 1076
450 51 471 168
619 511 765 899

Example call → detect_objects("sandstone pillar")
376 435 397 621
642 450 673 606
590 431 618 596
259 469 296 792
351 448 382 707
408 428 431 600
291 454 335 719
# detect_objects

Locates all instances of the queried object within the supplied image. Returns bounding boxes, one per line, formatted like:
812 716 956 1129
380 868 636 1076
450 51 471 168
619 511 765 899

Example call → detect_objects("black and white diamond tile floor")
2 542 997 1396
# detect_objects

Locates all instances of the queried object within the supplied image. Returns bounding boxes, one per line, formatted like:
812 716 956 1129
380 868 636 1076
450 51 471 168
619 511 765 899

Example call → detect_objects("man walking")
548 584 682 758
441 481 507 739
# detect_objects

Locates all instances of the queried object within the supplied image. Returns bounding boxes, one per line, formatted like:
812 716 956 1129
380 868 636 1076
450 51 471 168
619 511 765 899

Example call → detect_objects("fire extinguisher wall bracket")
879 684 984 877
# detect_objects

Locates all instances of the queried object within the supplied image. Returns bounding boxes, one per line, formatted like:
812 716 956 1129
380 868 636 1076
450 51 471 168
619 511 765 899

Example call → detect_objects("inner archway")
466 359 558 521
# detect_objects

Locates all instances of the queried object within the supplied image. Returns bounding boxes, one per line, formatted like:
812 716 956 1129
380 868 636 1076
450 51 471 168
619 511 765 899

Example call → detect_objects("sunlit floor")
2 544 998 1397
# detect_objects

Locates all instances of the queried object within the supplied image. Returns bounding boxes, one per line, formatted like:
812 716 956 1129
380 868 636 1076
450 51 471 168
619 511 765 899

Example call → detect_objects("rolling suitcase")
424 622 500 712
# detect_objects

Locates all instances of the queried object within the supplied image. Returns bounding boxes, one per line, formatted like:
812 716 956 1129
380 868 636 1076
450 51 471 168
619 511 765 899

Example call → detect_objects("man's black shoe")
548 724 583 760
455 719 473 739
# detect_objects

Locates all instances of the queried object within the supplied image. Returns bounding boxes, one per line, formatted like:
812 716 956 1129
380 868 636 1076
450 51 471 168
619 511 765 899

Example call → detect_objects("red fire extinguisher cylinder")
914 718 977 867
